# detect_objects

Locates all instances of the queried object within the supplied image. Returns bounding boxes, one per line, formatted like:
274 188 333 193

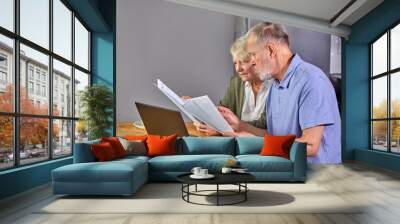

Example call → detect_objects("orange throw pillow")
101 137 127 158
124 135 148 141
91 142 117 161
259 134 296 159
146 134 177 157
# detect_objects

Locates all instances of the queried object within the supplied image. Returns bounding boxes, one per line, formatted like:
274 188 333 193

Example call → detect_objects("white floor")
1 162 400 224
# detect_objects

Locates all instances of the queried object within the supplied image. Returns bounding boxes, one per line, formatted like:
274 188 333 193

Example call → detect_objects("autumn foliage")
372 99 400 142
0 84 59 150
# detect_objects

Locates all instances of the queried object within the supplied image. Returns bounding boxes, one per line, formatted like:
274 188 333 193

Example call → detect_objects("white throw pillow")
119 138 147 156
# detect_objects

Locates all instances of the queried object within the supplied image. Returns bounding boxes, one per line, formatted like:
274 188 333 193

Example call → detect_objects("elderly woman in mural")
182 36 272 135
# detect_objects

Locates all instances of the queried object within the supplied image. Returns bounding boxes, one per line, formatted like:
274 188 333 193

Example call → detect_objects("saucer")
190 174 215 179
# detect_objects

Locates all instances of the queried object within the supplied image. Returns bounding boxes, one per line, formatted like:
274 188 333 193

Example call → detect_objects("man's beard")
259 72 273 81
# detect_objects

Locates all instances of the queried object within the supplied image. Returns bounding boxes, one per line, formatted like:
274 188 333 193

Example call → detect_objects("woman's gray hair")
230 36 251 61
247 22 289 46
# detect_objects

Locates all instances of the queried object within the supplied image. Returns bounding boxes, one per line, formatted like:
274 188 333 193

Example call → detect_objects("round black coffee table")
177 173 255 206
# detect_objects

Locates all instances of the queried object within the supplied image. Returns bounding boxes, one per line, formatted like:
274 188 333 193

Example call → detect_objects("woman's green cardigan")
219 75 267 129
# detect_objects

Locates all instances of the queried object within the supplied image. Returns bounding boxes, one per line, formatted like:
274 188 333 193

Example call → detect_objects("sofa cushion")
179 137 235 155
236 155 293 172
91 142 118 161
236 137 264 155
147 134 178 157
119 138 147 156
101 137 127 158
148 154 235 172
259 134 296 159
53 158 147 183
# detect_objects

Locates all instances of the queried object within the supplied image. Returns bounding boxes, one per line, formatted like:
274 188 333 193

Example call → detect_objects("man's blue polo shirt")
266 54 341 164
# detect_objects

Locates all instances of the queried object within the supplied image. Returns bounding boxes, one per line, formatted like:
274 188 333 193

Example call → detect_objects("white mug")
221 167 232 174
200 169 208 176
191 167 202 176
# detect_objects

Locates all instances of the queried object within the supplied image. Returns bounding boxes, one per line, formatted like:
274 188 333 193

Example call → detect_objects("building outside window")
0 0 91 170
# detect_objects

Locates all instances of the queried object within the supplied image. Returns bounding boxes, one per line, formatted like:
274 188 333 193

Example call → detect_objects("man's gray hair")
247 22 289 46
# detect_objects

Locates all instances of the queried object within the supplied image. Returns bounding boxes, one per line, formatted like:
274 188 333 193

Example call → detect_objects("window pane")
20 117 49 165
372 77 387 119
0 0 14 31
391 24 400 70
0 35 14 112
53 59 72 117
75 18 89 70
20 44 49 115
74 69 89 118
372 33 387 76
53 119 72 158
372 121 388 151
75 120 88 143
391 120 400 153
20 0 49 49
53 0 72 60
391 72 400 118
0 116 13 170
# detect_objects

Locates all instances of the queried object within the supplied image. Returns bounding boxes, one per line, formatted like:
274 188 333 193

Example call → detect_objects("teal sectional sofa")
52 137 306 196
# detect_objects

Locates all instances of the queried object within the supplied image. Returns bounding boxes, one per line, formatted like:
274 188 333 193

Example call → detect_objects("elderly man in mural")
219 22 341 164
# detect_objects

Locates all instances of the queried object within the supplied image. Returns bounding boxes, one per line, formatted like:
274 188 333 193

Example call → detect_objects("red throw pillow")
146 134 177 157
91 142 117 161
124 135 148 141
259 134 296 159
101 137 127 158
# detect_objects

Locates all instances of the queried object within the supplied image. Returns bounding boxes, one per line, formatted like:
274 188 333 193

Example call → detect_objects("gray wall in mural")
117 0 336 123
117 0 236 122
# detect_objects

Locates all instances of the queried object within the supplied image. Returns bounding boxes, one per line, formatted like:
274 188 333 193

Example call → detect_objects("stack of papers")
155 79 233 133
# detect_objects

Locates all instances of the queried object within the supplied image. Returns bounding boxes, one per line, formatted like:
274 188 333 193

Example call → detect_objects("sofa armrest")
73 140 100 163
289 141 307 181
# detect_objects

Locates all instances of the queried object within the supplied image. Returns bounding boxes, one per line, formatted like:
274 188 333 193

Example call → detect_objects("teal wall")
92 32 114 136
0 0 116 200
0 158 72 199
344 0 400 171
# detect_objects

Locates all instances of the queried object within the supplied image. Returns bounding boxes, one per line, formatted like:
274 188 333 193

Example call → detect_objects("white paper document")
155 79 233 133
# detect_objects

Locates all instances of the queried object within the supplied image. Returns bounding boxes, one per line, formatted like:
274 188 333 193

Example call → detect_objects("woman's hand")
180 96 192 100
193 121 220 136
217 106 242 131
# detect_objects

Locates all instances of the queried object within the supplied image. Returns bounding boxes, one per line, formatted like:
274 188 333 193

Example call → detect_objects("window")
28 81 34 94
53 119 72 158
0 71 6 84
0 55 7 67
53 59 72 117
20 0 49 49
53 0 72 60
0 0 14 32
35 84 40 96
0 34 13 113
42 85 46 97
35 70 40 81
75 18 89 70
74 69 89 118
371 23 400 154
0 0 91 170
28 67 34 80
0 116 13 170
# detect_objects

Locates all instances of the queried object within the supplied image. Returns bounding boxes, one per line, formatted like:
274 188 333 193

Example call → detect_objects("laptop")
135 102 189 137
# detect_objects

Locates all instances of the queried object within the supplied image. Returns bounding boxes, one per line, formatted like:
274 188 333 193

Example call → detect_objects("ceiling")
226 0 353 22
164 0 384 38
